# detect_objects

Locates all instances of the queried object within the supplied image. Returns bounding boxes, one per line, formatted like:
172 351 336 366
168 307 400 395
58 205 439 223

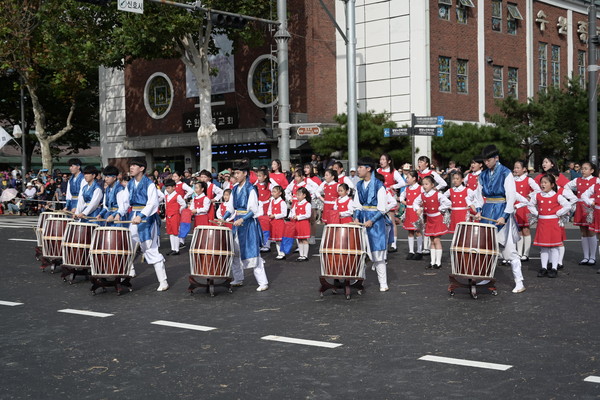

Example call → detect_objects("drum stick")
91 219 146 224
210 219 227 225
478 216 500 223
348 221 366 226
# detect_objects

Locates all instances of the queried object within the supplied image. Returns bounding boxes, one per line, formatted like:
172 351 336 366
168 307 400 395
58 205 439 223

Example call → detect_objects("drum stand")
34 246 42 261
40 256 61 273
448 275 497 299
90 276 133 296
188 276 232 297
319 277 364 300
60 266 90 284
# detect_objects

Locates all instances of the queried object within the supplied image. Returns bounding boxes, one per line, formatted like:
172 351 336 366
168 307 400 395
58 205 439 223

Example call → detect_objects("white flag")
0 126 13 151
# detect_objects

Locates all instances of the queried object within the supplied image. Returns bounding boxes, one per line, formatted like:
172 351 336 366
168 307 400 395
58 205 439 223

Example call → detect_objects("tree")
311 111 411 165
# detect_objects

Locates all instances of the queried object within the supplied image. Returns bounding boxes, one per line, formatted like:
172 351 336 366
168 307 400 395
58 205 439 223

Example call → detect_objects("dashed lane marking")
58 309 114 318
584 376 600 383
419 355 512 371
261 335 342 348
0 301 24 306
151 320 217 332
9 238 37 242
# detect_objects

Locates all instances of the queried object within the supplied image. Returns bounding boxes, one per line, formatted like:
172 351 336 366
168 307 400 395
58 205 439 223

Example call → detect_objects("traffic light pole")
589 2 598 164
275 0 292 172
345 0 358 172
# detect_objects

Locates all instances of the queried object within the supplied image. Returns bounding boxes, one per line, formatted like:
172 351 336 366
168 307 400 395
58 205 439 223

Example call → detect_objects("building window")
144 72 174 119
551 45 560 87
507 3 522 35
508 67 518 98
539 42 547 93
578 50 587 88
492 0 502 32
457 6 467 24
493 66 504 98
439 0 451 21
439 56 451 93
457 59 468 94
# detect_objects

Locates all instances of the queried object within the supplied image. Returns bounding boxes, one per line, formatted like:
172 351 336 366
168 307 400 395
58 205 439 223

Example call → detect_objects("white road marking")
0 301 24 306
584 376 600 383
419 355 512 371
9 238 37 242
151 320 216 332
261 335 342 348
58 309 113 318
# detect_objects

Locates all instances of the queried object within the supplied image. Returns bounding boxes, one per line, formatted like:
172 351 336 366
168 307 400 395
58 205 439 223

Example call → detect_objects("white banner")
0 126 13 151
186 34 235 97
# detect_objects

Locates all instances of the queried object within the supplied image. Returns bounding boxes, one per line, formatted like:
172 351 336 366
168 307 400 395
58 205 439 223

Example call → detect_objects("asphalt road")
1 216 599 399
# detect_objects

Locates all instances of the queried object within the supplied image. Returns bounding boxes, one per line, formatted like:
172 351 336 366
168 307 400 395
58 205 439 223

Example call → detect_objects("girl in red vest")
285 169 318 209
413 175 451 269
268 186 288 259
444 171 476 234
317 169 339 224
528 174 572 278
581 175 600 272
565 161 598 265
513 160 541 262
190 181 210 226
172 171 194 200
333 183 354 224
199 170 223 224
255 169 273 252
216 189 234 229
464 155 483 191
270 159 289 188
290 187 312 261
163 179 186 256
399 171 423 260
377 154 405 252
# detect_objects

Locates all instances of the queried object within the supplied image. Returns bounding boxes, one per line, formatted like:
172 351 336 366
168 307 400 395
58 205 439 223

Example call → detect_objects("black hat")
481 145 499 159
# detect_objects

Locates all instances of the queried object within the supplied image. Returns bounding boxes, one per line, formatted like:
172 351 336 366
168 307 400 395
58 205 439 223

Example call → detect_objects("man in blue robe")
65 158 84 212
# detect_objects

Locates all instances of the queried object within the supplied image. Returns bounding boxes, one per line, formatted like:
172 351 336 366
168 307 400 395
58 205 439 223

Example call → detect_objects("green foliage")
311 111 411 165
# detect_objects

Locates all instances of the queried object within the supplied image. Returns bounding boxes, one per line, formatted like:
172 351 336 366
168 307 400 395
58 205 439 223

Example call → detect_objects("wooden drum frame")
60 221 97 284
188 225 234 296
89 227 136 295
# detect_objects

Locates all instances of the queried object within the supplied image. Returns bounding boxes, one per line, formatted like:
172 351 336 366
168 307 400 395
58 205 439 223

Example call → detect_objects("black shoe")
548 269 558 278
557 264 564 270
166 250 175 256
388 247 397 253
426 264 434 269
587 259 596 266
179 243 186 250
414 253 423 260
537 268 548 277
406 253 415 260
433 264 441 269
578 259 589 265
171 251 180 256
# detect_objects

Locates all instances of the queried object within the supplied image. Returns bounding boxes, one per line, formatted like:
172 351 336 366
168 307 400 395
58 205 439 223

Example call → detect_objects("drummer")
74 166 103 222
101 166 129 225
65 158 85 212
227 160 269 292
127 159 169 292
474 145 526 294
352 157 389 292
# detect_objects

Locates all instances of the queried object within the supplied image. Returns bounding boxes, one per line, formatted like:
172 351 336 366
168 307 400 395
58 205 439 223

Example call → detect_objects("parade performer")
199 169 223 223
65 158 85 212
127 159 169 291
399 170 424 260
332 161 355 190
377 154 406 253
270 159 289 188
513 160 541 262
268 186 288 260
444 171 476 234
163 179 186 256
101 166 128 225
581 175 600 273
317 169 339 224
464 155 483 191
216 189 234 229
474 145 525 293
255 169 273 252
190 181 210 226
333 183 354 224
414 175 451 269
352 157 389 292
564 161 598 265
528 174 572 278
172 171 194 200
289 187 312 262
74 166 103 221
227 160 269 291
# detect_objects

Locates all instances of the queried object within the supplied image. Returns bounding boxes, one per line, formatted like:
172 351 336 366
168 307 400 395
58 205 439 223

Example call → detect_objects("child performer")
332 161 355 190
216 189 234 229
528 174 572 278
163 179 186 256
255 169 273 252
74 166 103 222
270 159 289 188
513 160 541 262
353 157 389 292
190 181 210 226
228 160 269 291
581 175 600 273
285 169 318 208
289 187 312 261
414 175 452 269
199 169 223 222
444 170 477 234
416 155 446 255
172 171 194 200
377 153 406 253
464 155 484 191
565 162 598 265
334 183 354 224
400 170 424 260
303 163 322 244
268 186 288 259
317 168 339 224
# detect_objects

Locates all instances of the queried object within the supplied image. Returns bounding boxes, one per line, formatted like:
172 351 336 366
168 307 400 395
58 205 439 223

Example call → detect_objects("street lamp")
15 76 26 191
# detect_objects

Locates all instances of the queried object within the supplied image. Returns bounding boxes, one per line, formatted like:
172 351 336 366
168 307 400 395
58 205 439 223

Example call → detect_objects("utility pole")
275 0 291 171
344 0 358 171
590 1 598 164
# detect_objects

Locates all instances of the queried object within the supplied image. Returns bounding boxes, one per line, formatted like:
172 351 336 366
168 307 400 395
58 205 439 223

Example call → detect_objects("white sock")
549 247 559 270
179 238 185 245
558 245 565 264
302 243 309 257
582 236 590 260
374 261 388 288
540 248 549 269
169 235 180 252
589 236 598 260
517 236 524 257
424 236 430 250
435 248 443 265
416 236 423 253
523 235 532 257
276 243 283 256
408 236 415 253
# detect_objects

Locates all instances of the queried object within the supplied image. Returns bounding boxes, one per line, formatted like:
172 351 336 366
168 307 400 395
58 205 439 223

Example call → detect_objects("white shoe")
379 286 389 292
256 285 269 292
157 281 169 292
512 283 526 293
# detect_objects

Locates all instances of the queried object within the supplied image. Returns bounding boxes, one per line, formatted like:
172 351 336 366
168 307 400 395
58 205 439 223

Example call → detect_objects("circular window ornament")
144 72 174 119
247 55 278 108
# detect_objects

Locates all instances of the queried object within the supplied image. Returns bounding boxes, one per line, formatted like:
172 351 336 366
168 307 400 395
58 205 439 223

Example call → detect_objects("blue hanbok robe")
354 178 387 253
66 173 84 210
127 176 161 242
232 181 262 261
